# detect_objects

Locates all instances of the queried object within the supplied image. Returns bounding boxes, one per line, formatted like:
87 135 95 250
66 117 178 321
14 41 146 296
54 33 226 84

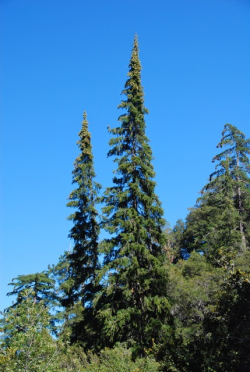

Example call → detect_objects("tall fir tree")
66 112 101 346
190 157 241 262
97 35 171 355
67 111 100 303
182 124 250 263
213 124 250 250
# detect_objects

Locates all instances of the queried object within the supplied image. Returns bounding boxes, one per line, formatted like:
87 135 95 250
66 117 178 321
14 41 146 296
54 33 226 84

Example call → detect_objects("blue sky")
1 0 250 311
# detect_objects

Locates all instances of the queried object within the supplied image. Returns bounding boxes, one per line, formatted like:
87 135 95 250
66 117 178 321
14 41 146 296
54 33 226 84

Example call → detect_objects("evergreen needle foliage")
214 124 250 249
182 124 250 264
67 112 101 305
6 272 55 308
2 37 250 372
97 35 171 354
66 112 101 347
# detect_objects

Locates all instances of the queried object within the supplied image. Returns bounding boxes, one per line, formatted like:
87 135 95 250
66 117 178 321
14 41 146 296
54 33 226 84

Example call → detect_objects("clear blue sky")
1 0 249 311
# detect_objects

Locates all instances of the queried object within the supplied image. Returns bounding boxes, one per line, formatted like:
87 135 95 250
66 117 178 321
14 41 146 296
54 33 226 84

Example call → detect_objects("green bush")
59 344 160 372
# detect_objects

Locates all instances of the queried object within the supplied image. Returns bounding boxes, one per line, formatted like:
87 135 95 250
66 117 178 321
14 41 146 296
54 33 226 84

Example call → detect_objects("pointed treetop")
130 34 140 65
75 111 92 156
133 33 139 50
212 123 250 166
83 111 88 125
80 110 89 135
119 34 147 110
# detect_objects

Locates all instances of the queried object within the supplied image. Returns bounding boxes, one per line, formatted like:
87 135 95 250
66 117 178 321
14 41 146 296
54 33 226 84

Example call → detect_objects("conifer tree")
67 111 101 305
183 161 240 263
6 272 57 333
183 124 250 263
6 272 55 308
198 158 241 261
66 112 101 347
214 124 250 249
97 36 171 354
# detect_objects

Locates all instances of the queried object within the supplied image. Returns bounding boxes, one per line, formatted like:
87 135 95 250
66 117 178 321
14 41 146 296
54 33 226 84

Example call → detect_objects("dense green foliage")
67 111 101 305
0 292 159 372
66 111 102 348
6 272 55 309
96 35 171 355
179 124 250 265
2 37 249 371
0 290 62 372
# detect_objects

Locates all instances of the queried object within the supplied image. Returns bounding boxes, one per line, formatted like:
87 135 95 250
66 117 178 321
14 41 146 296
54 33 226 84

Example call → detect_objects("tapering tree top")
213 124 250 167
119 35 148 119
108 35 150 166
128 34 141 75
75 111 93 160
67 111 100 308
99 36 169 352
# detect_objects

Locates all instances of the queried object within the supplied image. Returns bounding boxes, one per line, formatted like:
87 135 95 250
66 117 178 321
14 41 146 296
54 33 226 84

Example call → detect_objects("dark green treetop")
214 124 250 167
182 124 250 264
6 272 55 309
97 35 171 354
213 124 250 249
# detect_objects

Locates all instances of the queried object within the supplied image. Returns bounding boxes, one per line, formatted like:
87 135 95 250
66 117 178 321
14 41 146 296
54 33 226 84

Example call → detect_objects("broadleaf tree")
0 289 62 372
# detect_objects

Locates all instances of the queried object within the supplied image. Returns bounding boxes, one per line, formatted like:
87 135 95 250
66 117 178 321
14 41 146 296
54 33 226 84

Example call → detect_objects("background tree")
157 252 224 371
0 289 62 372
186 158 241 262
197 269 250 372
6 272 55 309
181 124 250 264
97 35 171 355
214 123 250 250
166 219 186 262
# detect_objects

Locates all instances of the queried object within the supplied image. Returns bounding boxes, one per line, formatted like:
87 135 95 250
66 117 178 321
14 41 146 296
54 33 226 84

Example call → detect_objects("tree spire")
65 111 102 347
67 110 101 298
97 36 171 355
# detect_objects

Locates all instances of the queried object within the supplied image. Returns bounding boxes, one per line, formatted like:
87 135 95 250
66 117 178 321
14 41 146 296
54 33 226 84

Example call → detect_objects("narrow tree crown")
183 124 250 260
67 112 100 305
98 36 169 352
